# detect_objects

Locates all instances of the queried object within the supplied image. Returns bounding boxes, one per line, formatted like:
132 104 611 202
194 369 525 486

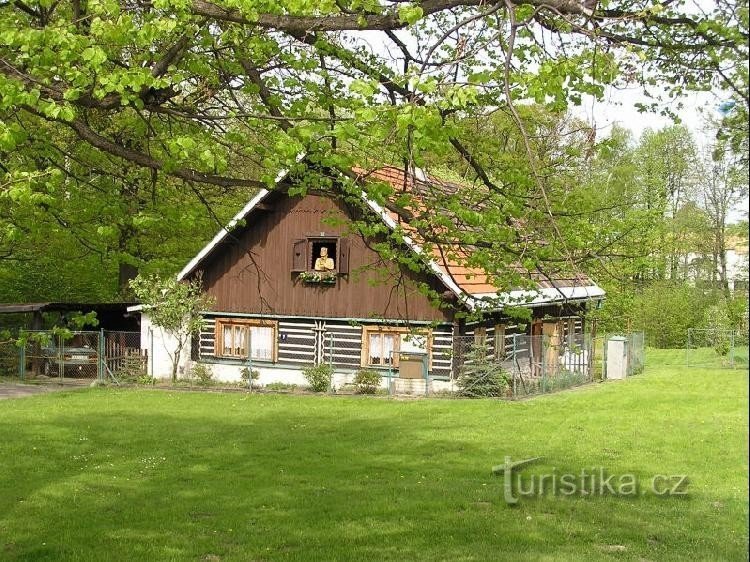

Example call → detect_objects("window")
292 235 349 275
361 327 431 368
310 239 338 271
216 319 277 362
494 324 506 360
368 332 399 366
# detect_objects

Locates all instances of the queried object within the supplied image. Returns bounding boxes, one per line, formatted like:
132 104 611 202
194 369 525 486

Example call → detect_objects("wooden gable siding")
195 192 452 322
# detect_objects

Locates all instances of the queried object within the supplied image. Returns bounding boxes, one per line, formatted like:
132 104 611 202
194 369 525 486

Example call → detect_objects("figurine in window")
314 246 335 271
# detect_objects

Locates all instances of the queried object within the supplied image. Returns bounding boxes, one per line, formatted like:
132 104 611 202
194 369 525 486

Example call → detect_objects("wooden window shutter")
292 239 307 272
338 237 350 274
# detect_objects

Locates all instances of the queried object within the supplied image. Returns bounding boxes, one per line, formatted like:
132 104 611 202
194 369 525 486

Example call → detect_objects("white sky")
575 87 723 141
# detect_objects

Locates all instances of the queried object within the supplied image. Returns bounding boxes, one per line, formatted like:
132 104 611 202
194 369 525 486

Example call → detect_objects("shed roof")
0 302 136 314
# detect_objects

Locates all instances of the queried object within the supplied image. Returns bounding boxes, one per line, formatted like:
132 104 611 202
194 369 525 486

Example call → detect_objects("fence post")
57 333 63 381
388 351 393 397
246 330 253 391
512 334 517 398
98 329 105 382
18 344 25 380
730 330 735 369
541 335 547 393
149 328 154 379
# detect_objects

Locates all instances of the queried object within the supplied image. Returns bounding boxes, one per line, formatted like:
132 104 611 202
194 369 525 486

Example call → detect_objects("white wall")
140 313 192 379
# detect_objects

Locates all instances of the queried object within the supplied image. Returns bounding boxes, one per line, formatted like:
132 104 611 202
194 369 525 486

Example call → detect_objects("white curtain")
369 334 381 364
382 334 395 365
223 325 233 355
400 333 426 353
250 326 274 361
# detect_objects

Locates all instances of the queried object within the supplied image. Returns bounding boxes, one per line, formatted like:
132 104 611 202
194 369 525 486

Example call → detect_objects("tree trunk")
119 262 139 296
718 227 730 296
171 341 184 383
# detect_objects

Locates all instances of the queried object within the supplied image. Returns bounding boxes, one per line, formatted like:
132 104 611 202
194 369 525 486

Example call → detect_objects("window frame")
215 318 278 363
360 326 432 369
292 234 350 276
308 236 339 273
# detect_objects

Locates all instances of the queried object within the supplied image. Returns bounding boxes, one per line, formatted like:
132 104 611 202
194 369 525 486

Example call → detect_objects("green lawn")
0 360 747 561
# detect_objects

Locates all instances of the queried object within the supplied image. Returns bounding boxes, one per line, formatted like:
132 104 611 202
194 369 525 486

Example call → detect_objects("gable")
192 192 453 322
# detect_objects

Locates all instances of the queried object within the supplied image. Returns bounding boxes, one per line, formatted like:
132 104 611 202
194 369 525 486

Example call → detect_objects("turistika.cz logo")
493 456 689 505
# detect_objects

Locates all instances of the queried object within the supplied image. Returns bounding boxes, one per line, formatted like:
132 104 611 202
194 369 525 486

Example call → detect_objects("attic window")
292 235 349 277
310 239 338 271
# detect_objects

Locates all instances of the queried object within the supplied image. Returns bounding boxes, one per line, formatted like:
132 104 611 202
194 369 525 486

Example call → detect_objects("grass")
649 345 749 369
0 360 747 561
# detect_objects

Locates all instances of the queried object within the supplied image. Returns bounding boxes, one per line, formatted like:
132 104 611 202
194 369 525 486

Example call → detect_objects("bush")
302 364 333 392
457 343 509 398
191 363 214 386
264 382 298 391
240 367 260 387
714 338 730 357
353 369 381 394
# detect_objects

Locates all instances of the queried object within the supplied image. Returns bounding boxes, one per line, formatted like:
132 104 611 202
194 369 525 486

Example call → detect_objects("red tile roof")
353 165 596 298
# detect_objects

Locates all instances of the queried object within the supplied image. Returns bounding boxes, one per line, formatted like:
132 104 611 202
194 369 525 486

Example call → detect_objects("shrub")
191 363 214 386
264 382 298 391
714 338 730 357
457 343 509 398
353 369 381 394
240 367 260 387
302 364 333 392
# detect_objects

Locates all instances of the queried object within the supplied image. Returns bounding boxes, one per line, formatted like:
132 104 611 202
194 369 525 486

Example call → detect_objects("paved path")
0 383 79 400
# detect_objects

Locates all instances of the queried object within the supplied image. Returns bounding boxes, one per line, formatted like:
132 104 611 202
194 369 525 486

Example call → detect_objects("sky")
574 88 723 141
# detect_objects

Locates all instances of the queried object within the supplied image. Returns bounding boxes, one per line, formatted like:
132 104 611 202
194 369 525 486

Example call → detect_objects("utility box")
606 336 629 380
398 352 428 379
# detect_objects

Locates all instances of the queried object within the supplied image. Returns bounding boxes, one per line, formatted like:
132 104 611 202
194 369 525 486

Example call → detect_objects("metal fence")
314 329 647 398
686 328 748 370
626 331 646 376
451 333 598 398
15 330 146 384
0 340 17 378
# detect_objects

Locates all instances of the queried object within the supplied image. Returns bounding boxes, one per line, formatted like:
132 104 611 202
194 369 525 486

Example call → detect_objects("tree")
697 141 749 292
0 115 259 302
636 125 698 280
129 273 214 382
1 0 747 305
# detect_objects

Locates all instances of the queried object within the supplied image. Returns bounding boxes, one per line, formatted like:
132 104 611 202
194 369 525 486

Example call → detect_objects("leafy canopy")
1 0 747 305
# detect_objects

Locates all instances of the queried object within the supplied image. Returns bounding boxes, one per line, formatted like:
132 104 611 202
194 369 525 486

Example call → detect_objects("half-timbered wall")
196 313 455 379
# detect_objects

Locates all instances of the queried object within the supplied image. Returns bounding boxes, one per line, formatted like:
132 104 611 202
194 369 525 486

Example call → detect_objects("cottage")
133 166 605 391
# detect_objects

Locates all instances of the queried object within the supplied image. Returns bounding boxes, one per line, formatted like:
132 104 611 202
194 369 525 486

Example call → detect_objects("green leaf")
397 4 424 25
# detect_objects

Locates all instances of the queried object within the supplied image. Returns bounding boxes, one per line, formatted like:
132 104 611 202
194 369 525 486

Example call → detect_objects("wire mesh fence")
686 329 748 370
0 340 18 378
19 330 100 382
15 330 147 384
626 331 645 376
315 329 644 398
451 333 598 399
